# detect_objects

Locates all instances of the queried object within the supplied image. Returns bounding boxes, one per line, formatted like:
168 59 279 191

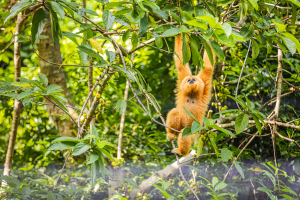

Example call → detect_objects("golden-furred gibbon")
166 34 215 156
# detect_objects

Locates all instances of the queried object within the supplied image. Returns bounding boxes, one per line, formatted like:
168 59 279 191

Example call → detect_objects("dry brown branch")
219 120 300 129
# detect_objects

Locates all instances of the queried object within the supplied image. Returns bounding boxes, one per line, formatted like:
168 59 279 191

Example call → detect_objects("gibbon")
166 34 215 156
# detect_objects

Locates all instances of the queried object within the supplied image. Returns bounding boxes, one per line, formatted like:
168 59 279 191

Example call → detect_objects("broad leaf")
72 142 90 156
102 10 115 30
221 148 233 162
31 8 48 44
48 141 76 150
235 113 249 134
161 28 180 37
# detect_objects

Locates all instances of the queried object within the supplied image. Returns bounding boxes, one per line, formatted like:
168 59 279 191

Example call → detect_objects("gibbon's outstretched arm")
174 34 191 85
198 45 215 105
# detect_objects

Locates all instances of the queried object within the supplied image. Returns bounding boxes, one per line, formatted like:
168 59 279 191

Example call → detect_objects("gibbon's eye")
192 101 194 103
192 79 196 81
187 99 189 102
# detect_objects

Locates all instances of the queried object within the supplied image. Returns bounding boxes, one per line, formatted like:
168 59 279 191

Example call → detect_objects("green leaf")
152 9 168 20
90 159 98 186
235 113 249 134
77 45 106 61
38 73 48 86
122 178 137 187
231 31 246 42
240 24 255 41
233 158 245 179
221 148 233 162
105 50 115 63
199 37 214 66
47 191 56 200
48 141 76 151
182 126 192 139
170 11 182 23
155 37 163 48
209 124 236 138
46 84 63 94
182 107 198 122
31 8 48 44
281 36 296 55
101 148 115 162
212 177 219 187
161 28 180 37
208 131 219 157
49 95 69 112
78 8 98 16
274 22 286 33
17 92 35 100
197 136 203 158
48 6 61 45
227 95 246 109
72 142 90 156
196 16 217 28
184 20 208 30
50 1 65 19
122 30 130 42
102 10 115 30
180 25 189 33
87 152 99 165
252 114 262 135
182 33 191 65
251 39 259 59
51 137 80 144
116 99 126 115
131 32 138 49
247 0 258 10
282 32 300 54
221 23 232 37
4 0 35 24
139 14 148 36
190 36 201 66
91 125 99 138
115 15 131 27
215 182 227 191
113 65 135 81
210 39 225 62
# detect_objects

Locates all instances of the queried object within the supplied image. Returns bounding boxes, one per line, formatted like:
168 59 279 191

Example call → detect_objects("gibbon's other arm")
198 45 215 104
174 34 191 85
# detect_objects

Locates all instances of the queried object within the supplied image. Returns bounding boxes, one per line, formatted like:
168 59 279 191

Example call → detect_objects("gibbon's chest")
180 97 201 126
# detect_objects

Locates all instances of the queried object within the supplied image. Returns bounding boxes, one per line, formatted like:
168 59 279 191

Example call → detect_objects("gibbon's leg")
166 108 181 141
172 132 195 156
198 46 216 106
175 34 191 85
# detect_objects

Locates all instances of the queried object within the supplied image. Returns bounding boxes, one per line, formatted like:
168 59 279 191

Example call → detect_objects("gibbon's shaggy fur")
166 34 215 156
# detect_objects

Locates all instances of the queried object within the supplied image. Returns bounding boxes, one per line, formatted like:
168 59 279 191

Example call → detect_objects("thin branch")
0 40 14 55
53 151 71 190
275 131 300 149
264 3 292 9
219 120 300 129
235 39 252 109
129 38 155 54
258 91 294 111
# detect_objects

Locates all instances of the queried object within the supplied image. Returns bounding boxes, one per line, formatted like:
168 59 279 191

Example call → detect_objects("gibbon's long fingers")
175 34 191 86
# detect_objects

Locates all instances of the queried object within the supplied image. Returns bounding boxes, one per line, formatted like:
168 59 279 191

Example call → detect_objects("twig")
0 40 14 55
258 91 294 111
235 39 252 109
53 151 71 190
129 38 155 54
171 141 200 200
219 120 300 129
275 131 300 148
265 3 292 9
32 100 80 112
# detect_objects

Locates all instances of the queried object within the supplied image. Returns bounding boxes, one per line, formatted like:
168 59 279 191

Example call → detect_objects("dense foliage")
1 0 300 199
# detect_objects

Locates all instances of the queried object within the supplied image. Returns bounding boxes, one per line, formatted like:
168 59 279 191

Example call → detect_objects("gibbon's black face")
187 78 196 84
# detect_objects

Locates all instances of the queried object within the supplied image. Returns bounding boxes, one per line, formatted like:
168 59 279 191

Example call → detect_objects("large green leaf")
161 28 180 37
139 14 148 36
210 39 225 62
196 16 217 28
199 36 214 66
221 23 232 37
182 126 192 139
182 33 191 65
87 151 99 165
51 136 80 144
208 131 219 157
190 36 201 66
233 158 245 179
116 99 126 115
221 148 233 162
115 15 131 27
50 1 65 19
48 141 76 151
235 113 249 134
251 39 259 59
209 124 236 138
184 20 208 30
102 10 115 30
182 107 198 122
38 73 48 86
4 0 35 24
77 45 106 62
240 24 255 41
72 142 90 156
31 9 48 44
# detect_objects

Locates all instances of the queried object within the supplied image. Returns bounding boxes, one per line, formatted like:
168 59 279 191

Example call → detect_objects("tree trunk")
37 17 77 137
3 11 24 181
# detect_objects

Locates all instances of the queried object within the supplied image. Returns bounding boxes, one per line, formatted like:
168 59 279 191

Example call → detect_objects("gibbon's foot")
167 132 176 141
171 148 180 155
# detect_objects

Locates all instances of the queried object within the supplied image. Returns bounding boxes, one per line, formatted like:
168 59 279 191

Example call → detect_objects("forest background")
0 0 300 199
